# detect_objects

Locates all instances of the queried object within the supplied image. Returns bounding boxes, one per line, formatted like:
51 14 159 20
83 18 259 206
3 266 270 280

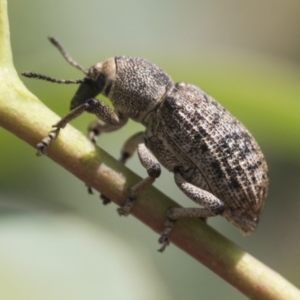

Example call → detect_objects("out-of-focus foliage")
1 1 300 299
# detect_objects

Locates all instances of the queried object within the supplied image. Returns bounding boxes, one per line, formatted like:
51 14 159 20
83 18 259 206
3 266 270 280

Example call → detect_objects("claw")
117 206 129 216
36 143 48 156
158 235 170 252
157 217 176 252
86 185 93 195
117 196 136 216
100 194 111 205
36 128 60 156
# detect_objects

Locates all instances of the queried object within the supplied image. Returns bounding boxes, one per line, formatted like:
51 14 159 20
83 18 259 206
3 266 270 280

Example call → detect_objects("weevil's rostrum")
22 38 269 251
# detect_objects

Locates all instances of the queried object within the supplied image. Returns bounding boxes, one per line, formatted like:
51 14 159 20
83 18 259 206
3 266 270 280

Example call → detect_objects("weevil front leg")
36 98 126 155
117 138 161 216
158 171 225 252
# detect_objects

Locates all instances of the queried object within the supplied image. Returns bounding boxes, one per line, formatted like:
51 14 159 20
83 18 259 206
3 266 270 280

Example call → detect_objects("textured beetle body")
101 56 268 233
143 82 268 232
23 38 269 251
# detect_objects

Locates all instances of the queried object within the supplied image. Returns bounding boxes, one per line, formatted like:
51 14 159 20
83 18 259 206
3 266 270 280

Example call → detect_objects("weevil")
22 37 269 251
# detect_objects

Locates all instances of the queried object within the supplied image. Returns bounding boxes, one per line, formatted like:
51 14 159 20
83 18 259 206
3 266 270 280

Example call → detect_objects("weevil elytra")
22 37 269 252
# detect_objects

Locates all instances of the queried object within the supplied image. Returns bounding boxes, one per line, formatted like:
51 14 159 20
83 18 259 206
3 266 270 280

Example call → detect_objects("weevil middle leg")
86 111 128 198
118 131 144 164
97 131 144 203
117 139 161 216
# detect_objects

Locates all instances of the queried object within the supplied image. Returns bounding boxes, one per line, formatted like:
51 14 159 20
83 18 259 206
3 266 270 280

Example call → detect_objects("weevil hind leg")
158 171 225 252
117 139 161 216
158 207 215 252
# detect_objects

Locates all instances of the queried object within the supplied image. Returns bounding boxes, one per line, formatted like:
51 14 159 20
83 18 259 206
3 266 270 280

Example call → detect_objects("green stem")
0 1 299 299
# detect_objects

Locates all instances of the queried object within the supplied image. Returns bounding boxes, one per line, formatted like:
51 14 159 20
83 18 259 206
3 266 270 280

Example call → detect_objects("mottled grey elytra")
22 37 269 252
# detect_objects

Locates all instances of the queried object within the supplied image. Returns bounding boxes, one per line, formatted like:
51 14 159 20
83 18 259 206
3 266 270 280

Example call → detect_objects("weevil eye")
95 73 106 92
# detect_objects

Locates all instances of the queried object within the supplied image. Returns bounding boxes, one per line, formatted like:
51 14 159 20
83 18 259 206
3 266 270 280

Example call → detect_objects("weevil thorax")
108 56 173 122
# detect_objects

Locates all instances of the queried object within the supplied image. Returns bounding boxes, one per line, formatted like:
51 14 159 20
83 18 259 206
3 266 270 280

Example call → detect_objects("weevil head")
71 56 173 121
70 58 116 110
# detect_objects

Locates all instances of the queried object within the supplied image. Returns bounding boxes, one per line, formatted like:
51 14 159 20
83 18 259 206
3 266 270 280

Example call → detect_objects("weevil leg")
86 111 128 199
117 139 161 216
88 111 128 144
87 121 139 204
36 128 60 156
118 132 144 164
36 98 124 155
55 98 122 129
158 171 225 252
37 98 127 202
97 131 144 203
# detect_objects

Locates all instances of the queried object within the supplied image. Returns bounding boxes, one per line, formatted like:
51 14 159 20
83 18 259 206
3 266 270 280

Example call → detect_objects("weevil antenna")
48 36 88 75
21 72 84 84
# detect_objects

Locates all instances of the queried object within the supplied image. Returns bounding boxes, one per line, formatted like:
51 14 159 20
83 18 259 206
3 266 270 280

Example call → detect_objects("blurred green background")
1 1 300 299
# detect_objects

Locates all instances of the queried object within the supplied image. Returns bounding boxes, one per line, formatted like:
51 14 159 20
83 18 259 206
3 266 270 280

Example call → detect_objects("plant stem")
0 0 299 299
